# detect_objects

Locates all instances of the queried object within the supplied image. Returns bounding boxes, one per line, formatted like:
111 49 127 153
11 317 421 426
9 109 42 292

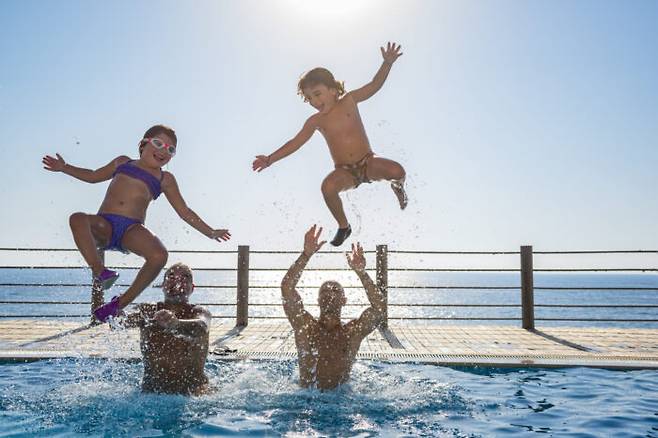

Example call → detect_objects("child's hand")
209 229 231 242
381 42 403 65
303 224 326 257
252 155 271 172
42 153 66 172
346 242 366 272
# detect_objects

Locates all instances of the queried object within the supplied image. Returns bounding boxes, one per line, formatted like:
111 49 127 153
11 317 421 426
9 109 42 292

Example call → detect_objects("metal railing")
0 246 657 328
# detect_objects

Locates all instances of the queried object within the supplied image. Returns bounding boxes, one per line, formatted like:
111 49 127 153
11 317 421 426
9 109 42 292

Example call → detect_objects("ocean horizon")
1 269 656 328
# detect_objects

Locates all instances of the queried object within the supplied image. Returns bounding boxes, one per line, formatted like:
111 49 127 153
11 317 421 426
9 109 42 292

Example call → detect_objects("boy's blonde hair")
297 68 345 102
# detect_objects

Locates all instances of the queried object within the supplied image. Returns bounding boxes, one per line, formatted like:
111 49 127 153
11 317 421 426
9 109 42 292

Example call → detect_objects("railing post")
90 250 105 323
236 245 250 327
376 244 389 329
520 245 535 330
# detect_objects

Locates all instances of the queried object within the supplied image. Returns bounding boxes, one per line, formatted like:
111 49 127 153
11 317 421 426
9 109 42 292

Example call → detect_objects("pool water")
0 359 657 437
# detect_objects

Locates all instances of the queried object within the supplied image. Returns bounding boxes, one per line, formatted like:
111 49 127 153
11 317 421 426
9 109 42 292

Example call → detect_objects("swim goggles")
142 137 176 156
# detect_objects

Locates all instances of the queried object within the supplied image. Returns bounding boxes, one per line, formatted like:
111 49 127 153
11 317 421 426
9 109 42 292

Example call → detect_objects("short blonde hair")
164 262 192 280
297 67 345 102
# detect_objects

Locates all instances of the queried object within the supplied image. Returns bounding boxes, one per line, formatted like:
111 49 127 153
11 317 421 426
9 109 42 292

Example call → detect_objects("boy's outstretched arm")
252 116 318 172
42 154 128 183
349 42 403 104
280 224 326 329
161 173 231 243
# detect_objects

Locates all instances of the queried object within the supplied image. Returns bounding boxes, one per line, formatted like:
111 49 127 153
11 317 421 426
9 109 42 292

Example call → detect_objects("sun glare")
284 0 372 19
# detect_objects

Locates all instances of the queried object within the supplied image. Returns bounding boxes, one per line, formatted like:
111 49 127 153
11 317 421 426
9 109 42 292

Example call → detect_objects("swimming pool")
1 358 656 436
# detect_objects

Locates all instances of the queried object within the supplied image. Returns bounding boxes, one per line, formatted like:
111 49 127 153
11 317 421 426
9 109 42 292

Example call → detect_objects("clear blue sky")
1 0 657 266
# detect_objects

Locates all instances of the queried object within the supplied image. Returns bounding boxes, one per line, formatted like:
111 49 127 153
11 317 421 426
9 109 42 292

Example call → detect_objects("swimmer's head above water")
162 262 194 302
318 280 346 315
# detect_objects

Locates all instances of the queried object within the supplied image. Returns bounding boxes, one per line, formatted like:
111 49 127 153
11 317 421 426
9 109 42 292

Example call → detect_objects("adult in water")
281 224 386 390
123 262 210 395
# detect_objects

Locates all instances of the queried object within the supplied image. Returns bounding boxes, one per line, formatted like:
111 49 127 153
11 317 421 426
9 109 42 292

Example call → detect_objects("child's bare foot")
391 181 408 210
330 225 352 247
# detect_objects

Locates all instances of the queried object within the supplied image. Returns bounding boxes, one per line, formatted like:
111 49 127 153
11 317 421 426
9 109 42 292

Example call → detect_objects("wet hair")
164 262 192 278
318 280 346 312
297 68 345 102
139 124 177 156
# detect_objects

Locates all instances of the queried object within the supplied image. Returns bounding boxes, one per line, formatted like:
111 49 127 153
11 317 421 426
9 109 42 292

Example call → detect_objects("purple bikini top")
113 160 163 200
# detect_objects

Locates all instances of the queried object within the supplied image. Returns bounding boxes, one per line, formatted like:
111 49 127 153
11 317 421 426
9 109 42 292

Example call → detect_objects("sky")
1 0 657 270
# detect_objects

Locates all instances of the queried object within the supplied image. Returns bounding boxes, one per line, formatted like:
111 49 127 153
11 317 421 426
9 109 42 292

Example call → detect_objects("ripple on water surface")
0 359 657 437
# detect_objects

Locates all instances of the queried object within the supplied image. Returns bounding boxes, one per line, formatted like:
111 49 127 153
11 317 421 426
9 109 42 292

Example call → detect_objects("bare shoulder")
293 315 318 336
305 113 321 129
342 92 358 106
114 155 131 166
160 170 177 187
192 305 211 317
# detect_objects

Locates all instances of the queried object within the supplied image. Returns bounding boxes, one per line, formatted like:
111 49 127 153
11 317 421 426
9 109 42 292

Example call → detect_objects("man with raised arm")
123 262 211 395
281 224 386 390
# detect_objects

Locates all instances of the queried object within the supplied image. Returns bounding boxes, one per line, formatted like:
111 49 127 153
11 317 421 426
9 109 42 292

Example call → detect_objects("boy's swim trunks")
336 152 374 187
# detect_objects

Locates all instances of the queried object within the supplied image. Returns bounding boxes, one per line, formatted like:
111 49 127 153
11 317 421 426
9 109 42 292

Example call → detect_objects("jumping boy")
252 42 407 246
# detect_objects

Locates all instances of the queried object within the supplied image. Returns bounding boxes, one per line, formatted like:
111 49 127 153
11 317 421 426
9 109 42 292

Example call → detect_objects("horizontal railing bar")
5 283 656 291
0 283 520 289
1 266 656 273
0 314 232 318
223 316 525 321
2 248 656 254
250 250 377 255
535 318 658 322
535 269 658 272
0 248 375 255
0 248 238 254
535 287 658 291
4 301 658 309
1 314 655 322
0 301 521 308
2 285 657 294
534 250 658 254
388 250 520 255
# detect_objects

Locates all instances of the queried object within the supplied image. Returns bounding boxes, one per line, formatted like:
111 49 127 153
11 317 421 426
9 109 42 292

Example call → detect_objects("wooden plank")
1 320 657 369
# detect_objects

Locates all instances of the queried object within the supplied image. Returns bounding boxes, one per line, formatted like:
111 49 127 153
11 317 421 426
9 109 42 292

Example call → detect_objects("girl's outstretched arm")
161 172 231 243
349 42 403 103
252 115 318 172
42 154 129 183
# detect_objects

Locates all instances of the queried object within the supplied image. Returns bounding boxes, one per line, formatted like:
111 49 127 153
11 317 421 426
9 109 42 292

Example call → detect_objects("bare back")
315 93 373 166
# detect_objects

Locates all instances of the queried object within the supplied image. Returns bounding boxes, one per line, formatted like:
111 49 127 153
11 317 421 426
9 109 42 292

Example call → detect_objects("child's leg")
365 157 406 182
69 213 111 277
365 157 408 209
116 224 168 309
321 169 357 228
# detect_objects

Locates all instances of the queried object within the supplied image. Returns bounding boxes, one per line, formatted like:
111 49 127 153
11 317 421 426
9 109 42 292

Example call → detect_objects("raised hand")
42 153 66 172
346 242 366 272
209 229 231 242
381 42 403 65
252 155 271 172
303 224 326 257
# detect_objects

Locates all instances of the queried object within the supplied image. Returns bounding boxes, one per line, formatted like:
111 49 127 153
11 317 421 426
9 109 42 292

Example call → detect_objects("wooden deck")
1 320 657 369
